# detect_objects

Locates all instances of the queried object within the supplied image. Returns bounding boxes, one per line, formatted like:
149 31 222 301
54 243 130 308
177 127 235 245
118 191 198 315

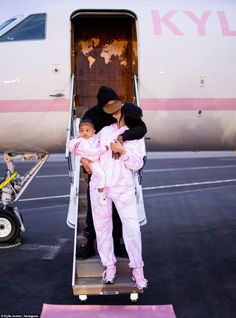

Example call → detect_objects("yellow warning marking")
0 171 18 189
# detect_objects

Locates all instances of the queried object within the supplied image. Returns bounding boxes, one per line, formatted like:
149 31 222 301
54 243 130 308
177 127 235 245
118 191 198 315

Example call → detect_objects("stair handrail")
65 73 76 159
132 73 147 184
132 73 140 106
65 74 76 184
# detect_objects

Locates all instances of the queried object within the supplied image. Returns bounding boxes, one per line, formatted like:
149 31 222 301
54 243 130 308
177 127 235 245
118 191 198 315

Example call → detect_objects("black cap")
96 86 120 107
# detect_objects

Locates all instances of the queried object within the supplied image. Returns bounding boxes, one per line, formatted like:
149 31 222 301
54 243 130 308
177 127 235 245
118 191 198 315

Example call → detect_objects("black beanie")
96 86 120 107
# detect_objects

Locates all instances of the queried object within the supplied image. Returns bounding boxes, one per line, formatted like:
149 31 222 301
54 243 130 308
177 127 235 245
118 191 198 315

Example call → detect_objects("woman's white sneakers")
132 267 148 290
102 265 148 290
102 264 117 284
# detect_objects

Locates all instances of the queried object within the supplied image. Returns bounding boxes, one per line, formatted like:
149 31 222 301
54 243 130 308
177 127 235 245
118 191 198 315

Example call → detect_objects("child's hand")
80 157 93 174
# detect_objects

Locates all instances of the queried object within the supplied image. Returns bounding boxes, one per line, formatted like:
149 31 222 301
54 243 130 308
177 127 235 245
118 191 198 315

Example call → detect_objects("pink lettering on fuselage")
217 11 236 36
152 10 236 36
152 10 184 35
183 11 211 36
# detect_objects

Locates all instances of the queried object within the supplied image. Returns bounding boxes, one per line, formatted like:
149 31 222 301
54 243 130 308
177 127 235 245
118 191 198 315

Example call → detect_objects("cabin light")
157 70 165 74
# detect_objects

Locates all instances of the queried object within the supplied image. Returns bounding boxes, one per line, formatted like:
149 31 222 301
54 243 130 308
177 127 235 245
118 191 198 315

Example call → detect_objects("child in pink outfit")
67 119 109 206
89 102 148 290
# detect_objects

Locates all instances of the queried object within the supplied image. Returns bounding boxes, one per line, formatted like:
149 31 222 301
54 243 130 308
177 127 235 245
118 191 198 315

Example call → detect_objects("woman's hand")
116 135 123 144
111 135 124 159
110 140 125 155
80 157 93 174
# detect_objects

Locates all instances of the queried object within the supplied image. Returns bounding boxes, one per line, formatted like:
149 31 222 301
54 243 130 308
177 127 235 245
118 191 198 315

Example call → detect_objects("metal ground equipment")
0 152 49 247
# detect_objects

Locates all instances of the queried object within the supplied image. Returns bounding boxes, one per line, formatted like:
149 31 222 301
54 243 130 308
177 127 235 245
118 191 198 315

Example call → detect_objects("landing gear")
0 207 21 243
0 152 49 246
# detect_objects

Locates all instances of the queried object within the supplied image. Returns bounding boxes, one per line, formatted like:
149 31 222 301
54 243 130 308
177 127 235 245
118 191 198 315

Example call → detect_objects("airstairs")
66 74 146 301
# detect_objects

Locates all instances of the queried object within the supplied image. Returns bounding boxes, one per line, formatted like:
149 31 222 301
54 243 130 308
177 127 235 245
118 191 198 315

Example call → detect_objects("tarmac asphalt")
0 152 236 318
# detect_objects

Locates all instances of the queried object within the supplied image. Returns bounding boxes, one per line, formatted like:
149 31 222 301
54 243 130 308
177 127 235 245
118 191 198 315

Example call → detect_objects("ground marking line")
18 178 236 202
19 184 236 211
143 178 236 191
36 174 68 178
20 204 69 212
19 194 69 202
143 184 236 198
144 164 236 173
18 239 70 259
33 164 236 178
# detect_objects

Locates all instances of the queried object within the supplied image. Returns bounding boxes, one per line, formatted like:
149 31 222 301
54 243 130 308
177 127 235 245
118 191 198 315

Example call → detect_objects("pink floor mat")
40 304 176 318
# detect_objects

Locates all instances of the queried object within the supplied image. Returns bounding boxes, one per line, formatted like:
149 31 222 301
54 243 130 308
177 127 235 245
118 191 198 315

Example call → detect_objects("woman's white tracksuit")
90 123 146 269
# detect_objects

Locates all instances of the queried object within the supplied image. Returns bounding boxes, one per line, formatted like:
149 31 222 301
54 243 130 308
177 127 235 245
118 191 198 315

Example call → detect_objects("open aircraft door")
67 10 146 301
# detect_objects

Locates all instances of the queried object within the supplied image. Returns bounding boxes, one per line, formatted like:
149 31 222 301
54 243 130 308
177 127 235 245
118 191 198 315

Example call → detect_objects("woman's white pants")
90 184 144 269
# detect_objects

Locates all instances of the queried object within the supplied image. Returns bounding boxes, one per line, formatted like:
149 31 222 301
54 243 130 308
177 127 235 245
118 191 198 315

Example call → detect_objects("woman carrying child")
90 101 148 290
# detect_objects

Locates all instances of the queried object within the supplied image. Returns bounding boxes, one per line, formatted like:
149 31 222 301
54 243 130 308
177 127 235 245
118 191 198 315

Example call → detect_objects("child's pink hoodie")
67 134 107 162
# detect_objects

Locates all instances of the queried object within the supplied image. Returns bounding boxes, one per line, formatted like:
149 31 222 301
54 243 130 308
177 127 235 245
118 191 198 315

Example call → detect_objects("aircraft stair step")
78 195 87 210
76 256 129 277
79 178 88 192
73 275 140 296
77 212 86 232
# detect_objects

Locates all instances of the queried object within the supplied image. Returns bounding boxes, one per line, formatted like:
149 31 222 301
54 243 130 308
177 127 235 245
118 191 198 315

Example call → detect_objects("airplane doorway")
71 12 138 114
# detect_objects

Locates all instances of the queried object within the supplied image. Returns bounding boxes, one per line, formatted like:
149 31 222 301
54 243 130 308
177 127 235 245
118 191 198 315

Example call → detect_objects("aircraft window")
0 18 17 31
0 14 46 41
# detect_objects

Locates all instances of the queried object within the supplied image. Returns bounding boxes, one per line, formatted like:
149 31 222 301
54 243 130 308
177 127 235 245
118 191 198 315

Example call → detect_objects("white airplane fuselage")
1 0 236 153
